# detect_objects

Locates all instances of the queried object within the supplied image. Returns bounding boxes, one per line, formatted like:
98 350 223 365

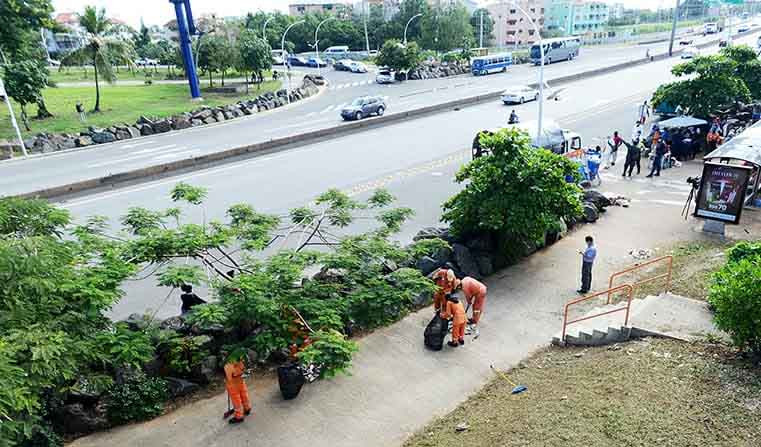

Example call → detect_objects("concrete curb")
15 30 759 201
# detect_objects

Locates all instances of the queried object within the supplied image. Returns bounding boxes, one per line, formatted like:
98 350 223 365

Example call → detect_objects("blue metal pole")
183 0 196 35
170 0 201 99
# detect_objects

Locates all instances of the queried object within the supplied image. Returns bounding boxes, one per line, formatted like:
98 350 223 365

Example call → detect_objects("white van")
324 45 349 54
271 49 288 65
703 23 718 34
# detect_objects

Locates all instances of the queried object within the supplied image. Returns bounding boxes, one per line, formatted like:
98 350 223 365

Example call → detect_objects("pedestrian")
646 139 667 178
180 284 206 314
75 101 86 122
441 293 466 347
431 268 459 314
224 349 252 424
645 48 651 60
637 100 650 125
620 138 642 177
577 236 597 294
460 276 487 337
631 121 643 142
607 131 623 167
508 109 519 124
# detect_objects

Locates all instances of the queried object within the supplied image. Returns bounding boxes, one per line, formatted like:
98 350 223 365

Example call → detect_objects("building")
610 2 625 20
428 0 479 13
487 0 545 48
46 12 87 56
289 1 353 17
544 1 608 37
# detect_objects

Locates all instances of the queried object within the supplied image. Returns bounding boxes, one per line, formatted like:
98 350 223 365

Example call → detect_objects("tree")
61 6 136 112
1 60 50 131
470 8 494 47
236 30 272 92
133 21 151 57
376 39 421 77
442 129 582 257
721 45 761 100
197 35 234 87
0 0 53 59
420 4 474 52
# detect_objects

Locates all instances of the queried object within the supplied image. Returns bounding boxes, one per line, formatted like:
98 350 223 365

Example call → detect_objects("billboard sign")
694 162 753 224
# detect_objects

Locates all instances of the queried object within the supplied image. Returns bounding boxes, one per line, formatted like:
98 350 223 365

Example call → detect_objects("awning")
705 121 761 166
657 116 708 128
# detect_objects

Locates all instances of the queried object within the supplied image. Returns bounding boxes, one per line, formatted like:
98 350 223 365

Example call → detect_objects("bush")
297 330 358 379
726 241 761 264
104 372 168 425
708 254 761 356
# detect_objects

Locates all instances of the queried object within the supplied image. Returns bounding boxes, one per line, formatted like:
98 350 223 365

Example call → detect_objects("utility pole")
363 0 371 54
480 11 484 48
668 0 680 56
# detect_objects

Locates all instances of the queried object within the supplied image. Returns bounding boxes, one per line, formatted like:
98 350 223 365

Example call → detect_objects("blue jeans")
648 155 663 176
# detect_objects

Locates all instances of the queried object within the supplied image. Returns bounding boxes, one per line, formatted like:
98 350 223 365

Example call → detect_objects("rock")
579 179 593 189
164 377 200 398
113 364 141 386
75 136 93 147
455 422 469 432
192 109 212 120
54 403 108 434
313 267 347 283
160 315 187 332
127 126 140 138
136 115 154 125
413 227 454 242
583 190 611 211
92 131 116 144
192 355 218 384
452 243 481 279
475 255 494 277
203 117 217 125
153 119 172 133
173 116 191 130
115 130 131 140
431 246 453 266
582 202 599 223
415 256 440 276
465 233 495 252
59 137 77 149
122 313 151 331
138 124 154 136
246 349 259 365
413 291 432 308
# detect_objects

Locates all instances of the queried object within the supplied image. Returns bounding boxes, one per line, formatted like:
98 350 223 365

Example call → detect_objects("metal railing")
607 255 673 304
561 284 634 342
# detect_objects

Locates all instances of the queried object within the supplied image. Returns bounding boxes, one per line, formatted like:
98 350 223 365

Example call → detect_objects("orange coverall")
224 360 251 419
441 299 466 343
461 277 487 324
432 269 459 312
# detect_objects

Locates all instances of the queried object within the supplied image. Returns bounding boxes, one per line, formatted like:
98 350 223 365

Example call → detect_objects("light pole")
480 10 484 48
314 17 335 77
262 16 274 42
404 13 423 45
282 20 305 104
668 0 681 56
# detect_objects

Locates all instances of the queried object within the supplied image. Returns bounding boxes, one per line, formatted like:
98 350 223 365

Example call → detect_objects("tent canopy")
705 121 761 166
657 116 708 128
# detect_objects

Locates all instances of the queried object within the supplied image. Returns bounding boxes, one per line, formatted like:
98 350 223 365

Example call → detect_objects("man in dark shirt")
180 284 206 314
646 139 667 178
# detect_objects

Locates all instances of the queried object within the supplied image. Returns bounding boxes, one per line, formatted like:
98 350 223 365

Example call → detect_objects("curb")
14 30 759 201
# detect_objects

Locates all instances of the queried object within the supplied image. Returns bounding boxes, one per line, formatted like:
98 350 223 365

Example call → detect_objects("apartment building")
486 0 545 47
544 0 608 36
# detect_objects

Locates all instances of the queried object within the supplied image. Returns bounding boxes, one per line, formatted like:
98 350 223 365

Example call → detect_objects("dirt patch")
403 338 761 447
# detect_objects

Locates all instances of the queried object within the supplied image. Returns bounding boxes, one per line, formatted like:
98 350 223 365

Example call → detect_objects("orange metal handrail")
607 255 673 304
561 284 634 342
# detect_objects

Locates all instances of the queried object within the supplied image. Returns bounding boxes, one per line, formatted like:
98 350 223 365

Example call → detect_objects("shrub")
297 330 358 379
726 241 761 264
104 372 168 425
708 255 761 355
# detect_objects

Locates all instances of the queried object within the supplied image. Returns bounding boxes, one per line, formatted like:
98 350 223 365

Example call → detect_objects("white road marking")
86 144 180 167
306 111 317 117
351 82 360 87
121 140 156 149
320 105 335 114
153 149 199 160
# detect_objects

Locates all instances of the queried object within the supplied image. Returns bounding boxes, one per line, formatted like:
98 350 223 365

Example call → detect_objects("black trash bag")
424 314 447 351
277 363 306 400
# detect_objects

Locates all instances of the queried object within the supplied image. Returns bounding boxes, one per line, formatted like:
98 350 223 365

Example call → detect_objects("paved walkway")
72 163 716 447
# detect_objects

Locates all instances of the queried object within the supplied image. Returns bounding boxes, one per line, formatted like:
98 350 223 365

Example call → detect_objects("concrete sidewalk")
71 187 715 447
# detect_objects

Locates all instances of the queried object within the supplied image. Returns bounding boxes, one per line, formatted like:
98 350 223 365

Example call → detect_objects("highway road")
54 31 761 322
0 29 744 199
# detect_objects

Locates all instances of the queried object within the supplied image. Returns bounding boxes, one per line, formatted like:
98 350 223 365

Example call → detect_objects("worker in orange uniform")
461 276 487 337
432 268 459 314
441 293 467 347
224 349 252 424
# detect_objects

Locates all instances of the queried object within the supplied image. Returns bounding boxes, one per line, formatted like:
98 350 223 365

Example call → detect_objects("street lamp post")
282 20 305 104
404 13 423 45
314 17 335 77
262 16 274 42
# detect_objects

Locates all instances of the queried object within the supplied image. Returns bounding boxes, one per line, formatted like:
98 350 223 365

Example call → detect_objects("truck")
472 119 583 159
703 22 719 34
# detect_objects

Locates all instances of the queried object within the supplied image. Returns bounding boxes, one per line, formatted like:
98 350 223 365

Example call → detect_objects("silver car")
341 96 387 121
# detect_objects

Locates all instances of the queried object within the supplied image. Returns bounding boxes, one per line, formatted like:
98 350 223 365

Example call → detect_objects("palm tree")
61 6 135 112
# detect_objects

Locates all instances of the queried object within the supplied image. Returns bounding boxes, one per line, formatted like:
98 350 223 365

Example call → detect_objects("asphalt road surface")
1 30 744 198
52 31 759 322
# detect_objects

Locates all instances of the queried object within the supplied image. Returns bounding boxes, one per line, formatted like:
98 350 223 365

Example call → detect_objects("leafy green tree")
61 6 136 112
376 39 422 77
721 45 761 100
470 8 494 47
133 21 151 57
236 29 272 92
0 0 53 59
420 4 474 52
197 34 224 87
442 129 582 254
1 60 50 130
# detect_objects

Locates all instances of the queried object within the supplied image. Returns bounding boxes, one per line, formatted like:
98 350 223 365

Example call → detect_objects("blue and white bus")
471 52 513 76
530 37 581 65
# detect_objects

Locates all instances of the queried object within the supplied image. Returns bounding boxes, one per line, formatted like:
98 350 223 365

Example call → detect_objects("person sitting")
180 284 206 314
508 110 519 124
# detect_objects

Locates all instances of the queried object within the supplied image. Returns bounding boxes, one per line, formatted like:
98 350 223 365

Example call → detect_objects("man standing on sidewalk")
637 100 650 125
577 236 597 294
646 139 667 178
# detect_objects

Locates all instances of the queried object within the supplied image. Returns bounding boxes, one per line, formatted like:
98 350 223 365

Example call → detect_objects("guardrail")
561 284 634 341
607 255 673 303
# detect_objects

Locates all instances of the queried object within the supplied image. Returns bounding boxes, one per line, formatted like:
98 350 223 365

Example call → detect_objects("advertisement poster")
695 163 753 224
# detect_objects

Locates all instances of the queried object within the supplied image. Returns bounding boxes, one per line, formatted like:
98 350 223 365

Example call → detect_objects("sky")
52 0 670 28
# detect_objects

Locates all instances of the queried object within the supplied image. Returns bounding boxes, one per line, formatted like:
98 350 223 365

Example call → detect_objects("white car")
375 68 396 84
501 85 540 104
738 25 751 33
681 47 700 59
136 58 158 66
348 61 368 73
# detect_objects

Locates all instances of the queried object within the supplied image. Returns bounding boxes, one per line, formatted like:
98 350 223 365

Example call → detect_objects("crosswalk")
306 95 391 117
327 79 375 90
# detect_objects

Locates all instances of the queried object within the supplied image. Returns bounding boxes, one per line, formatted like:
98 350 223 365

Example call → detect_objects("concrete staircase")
552 293 720 347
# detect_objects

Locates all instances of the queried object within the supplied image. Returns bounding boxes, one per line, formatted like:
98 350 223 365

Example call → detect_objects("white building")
487 0 545 47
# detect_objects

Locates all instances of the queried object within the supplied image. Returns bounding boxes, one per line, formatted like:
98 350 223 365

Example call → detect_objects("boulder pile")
20 77 321 155
408 62 470 80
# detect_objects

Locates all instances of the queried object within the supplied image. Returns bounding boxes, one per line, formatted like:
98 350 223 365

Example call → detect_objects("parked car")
287 56 308 67
47 59 61 67
333 59 353 71
678 38 693 45
307 57 327 68
738 24 751 33
501 85 539 104
271 49 288 65
375 68 396 84
136 58 158 67
348 61 368 73
681 47 700 59
340 96 386 121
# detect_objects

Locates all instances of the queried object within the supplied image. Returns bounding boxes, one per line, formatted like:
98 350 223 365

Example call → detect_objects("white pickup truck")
472 119 583 159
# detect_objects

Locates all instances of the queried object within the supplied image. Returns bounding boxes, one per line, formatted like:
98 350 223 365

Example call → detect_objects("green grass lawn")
50 66 272 85
0 80 281 140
